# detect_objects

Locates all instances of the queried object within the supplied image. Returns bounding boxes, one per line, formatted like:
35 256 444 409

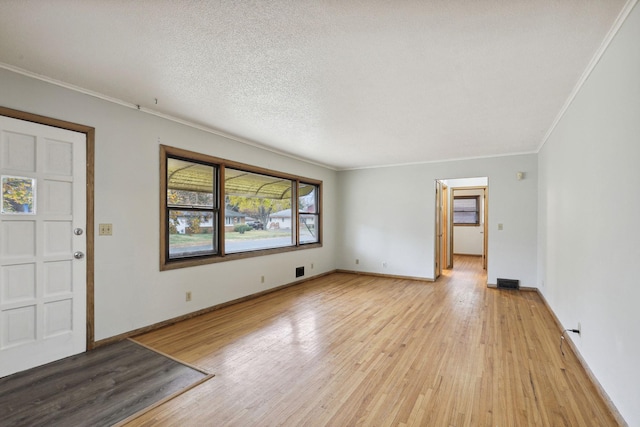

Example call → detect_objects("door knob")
74 251 85 259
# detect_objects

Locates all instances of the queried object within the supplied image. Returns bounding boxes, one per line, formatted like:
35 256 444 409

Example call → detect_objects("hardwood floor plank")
129 256 620 426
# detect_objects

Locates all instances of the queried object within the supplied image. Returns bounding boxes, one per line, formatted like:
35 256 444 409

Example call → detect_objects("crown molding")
537 0 639 153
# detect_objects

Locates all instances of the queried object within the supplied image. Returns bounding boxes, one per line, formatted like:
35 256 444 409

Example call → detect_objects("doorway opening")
435 177 488 279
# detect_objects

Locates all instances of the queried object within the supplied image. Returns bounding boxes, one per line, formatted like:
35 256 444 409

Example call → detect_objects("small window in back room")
453 195 479 225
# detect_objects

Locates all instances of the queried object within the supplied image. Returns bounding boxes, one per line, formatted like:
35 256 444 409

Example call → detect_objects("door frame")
434 180 442 279
450 185 488 269
0 106 96 350
441 183 448 271
436 179 488 273
483 187 488 270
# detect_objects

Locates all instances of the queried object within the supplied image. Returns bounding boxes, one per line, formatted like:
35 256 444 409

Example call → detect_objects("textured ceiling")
0 0 629 169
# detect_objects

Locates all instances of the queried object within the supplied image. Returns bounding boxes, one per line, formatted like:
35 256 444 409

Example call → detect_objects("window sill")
161 242 323 271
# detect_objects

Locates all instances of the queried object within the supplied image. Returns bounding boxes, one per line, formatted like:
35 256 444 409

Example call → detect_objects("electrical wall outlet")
99 223 112 236
185 291 192 302
356 259 360 265
261 275 265 283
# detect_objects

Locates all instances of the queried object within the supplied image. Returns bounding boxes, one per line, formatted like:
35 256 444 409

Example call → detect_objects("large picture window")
160 145 322 270
225 168 294 253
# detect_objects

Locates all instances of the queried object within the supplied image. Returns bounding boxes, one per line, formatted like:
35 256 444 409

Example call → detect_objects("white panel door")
0 115 86 377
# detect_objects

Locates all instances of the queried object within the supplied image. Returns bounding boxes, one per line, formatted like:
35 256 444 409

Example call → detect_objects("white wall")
337 154 537 285
537 2 640 424
452 189 484 256
0 68 338 341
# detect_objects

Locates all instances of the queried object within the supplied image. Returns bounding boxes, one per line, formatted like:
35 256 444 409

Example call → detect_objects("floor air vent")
497 278 519 290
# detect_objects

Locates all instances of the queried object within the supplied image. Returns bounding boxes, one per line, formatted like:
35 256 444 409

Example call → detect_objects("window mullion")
294 180 299 246
219 164 226 256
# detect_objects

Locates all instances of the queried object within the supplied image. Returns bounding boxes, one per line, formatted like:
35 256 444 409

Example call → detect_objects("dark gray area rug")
0 339 211 426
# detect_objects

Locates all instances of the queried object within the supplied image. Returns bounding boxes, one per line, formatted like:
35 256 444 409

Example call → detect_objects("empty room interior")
0 1 639 426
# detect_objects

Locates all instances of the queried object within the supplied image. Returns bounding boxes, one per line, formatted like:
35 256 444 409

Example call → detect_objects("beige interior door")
441 184 448 270
483 187 488 270
0 116 86 377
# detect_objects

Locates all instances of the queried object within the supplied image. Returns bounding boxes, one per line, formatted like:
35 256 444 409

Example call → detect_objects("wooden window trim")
160 145 322 271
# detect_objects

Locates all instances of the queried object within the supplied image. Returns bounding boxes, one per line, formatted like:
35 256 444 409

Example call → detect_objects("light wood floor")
130 256 618 426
